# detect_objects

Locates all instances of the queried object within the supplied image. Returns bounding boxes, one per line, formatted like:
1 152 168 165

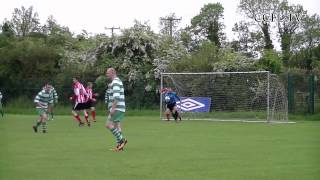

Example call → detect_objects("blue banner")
176 97 211 112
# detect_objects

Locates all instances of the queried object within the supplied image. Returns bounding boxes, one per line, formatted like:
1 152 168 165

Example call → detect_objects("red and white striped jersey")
86 87 93 101
73 82 88 103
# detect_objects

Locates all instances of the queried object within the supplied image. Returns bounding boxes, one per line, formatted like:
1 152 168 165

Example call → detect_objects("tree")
176 26 194 51
239 0 279 50
0 20 15 38
190 3 226 47
277 0 306 66
153 37 189 78
0 37 61 98
290 14 320 70
97 21 161 108
231 21 264 57
299 14 320 50
10 6 41 37
60 34 97 74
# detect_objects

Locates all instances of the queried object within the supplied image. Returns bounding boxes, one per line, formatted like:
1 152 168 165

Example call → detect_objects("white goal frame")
160 71 290 123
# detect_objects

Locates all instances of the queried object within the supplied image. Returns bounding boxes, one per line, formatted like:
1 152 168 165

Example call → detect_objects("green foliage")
153 37 189 78
0 37 61 102
97 21 161 108
170 42 256 72
0 37 60 81
0 21 15 38
212 48 257 72
0 38 59 75
290 14 320 70
190 3 225 47
258 49 283 73
0 3 319 111
170 42 218 72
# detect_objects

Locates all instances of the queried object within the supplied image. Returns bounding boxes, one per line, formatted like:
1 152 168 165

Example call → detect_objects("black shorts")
73 102 90 111
166 102 176 112
86 100 94 108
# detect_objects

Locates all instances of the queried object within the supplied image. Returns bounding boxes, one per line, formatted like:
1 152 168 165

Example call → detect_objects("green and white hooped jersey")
105 77 125 112
50 87 58 103
34 90 54 109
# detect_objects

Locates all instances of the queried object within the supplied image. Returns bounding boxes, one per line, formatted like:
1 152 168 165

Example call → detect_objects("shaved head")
107 68 116 74
106 68 117 80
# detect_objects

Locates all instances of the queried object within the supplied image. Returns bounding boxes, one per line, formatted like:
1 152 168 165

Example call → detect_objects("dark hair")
72 75 80 80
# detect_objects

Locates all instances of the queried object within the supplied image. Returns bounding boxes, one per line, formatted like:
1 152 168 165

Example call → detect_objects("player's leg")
41 111 48 133
114 121 121 132
33 109 44 133
91 106 96 122
106 116 124 145
48 105 54 121
106 111 127 151
72 103 86 126
84 102 92 126
106 118 121 151
83 110 90 126
72 104 84 127
114 121 127 150
114 121 128 151
168 104 178 121
165 108 171 121
72 110 83 126
172 106 181 122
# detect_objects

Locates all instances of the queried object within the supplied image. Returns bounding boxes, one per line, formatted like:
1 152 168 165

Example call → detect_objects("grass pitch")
0 114 319 180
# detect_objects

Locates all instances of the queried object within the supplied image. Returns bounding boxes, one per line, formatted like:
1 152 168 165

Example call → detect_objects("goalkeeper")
161 88 182 122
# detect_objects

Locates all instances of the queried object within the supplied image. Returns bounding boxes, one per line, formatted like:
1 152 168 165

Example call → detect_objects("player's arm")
174 93 181 101
93 92 99 98
81 86 89 98
53 88 58 103
74 87 80 96
69 95 76 101
104 90 108 105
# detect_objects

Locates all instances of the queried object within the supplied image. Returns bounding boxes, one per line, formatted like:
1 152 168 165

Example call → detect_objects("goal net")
160 71 288 123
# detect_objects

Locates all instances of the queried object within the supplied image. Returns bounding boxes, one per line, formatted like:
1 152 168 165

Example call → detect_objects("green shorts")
108 111 125 122
36 108 48 116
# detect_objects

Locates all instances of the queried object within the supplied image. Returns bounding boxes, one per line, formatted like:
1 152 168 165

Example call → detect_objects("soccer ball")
164 96 170 102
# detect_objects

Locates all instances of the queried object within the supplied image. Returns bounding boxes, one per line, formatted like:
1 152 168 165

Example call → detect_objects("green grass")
0 114 320 180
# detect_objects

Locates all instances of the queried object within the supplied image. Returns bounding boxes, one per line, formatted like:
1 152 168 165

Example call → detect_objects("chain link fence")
280 70 319 114
1 71 319 114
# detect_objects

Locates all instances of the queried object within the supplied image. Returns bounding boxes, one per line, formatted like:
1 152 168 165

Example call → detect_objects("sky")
0 0 319 41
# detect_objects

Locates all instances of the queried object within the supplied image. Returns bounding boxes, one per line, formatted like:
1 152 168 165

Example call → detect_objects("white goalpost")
160 71 290 123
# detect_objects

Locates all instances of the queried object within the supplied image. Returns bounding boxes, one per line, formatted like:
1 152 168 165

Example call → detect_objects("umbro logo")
177 98 205 112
